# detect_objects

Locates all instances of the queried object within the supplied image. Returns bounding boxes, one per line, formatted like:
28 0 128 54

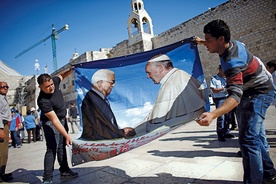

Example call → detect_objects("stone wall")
151 0 276 83
110 0 276 84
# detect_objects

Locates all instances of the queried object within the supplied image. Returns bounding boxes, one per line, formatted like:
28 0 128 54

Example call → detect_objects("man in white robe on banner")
135 54 207 134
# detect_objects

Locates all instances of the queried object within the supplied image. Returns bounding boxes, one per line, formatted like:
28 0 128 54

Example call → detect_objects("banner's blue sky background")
0 0 227 76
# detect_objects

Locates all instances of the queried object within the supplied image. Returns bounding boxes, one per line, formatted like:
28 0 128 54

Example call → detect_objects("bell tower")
127 0 154 51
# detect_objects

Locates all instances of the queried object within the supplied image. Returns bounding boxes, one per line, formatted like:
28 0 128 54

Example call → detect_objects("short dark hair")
204 19 231 43
37 74 52 85
266 60 276 69
27 110 32 115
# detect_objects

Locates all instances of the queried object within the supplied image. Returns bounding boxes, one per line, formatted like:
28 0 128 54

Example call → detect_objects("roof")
0 60 22 76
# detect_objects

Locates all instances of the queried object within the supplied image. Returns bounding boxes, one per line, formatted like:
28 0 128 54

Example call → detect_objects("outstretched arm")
196 97 238 126
58 65 74 81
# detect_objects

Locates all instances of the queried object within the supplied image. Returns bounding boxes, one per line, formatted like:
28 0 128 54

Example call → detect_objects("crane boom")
15 24 69 71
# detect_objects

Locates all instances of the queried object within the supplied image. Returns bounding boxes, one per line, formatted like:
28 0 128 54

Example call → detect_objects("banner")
70 38 209 166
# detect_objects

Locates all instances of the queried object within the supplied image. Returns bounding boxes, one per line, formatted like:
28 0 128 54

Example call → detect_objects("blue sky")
0 0 227 76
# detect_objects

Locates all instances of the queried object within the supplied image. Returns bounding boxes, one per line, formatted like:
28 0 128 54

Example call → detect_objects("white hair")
91 69 114 86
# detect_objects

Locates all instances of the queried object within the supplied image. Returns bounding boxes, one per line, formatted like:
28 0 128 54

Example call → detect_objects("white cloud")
124 102 152 117
117 102 153 128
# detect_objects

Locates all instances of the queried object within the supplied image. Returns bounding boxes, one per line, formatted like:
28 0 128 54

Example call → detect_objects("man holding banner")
194 19 276 183
37 67 78 183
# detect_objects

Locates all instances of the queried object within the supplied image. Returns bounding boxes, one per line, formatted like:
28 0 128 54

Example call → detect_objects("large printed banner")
70 38 209 166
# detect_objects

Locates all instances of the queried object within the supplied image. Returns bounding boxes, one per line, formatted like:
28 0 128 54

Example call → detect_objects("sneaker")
224 134 235 138
263 173 276 184
60 170 78 179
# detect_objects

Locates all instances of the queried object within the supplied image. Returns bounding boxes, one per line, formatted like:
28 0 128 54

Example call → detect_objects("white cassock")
135 68 206 134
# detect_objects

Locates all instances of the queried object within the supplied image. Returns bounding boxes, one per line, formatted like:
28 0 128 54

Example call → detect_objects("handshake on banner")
123 127 136 138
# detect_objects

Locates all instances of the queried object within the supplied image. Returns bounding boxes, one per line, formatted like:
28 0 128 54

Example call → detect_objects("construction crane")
15 24 69 71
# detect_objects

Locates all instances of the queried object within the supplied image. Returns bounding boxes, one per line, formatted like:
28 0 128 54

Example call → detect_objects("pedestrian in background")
9 107 21 148
24 110 36 143
0 81 13 182
210 65 235 142
68 103 80 134
30 107 40 141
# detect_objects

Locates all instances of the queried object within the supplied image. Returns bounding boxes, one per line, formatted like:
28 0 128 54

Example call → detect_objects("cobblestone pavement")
2 106 276 184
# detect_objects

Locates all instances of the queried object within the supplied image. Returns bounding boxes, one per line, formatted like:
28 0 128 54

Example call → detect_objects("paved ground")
2 106 276 184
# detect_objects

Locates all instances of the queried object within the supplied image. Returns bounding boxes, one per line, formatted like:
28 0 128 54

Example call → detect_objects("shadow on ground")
8 166 242 184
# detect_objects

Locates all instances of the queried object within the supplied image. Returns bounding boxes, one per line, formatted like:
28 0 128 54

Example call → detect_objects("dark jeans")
10 131 21 147
213 97 230 137
42 118 70 181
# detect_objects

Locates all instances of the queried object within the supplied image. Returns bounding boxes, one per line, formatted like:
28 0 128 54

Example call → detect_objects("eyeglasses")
0 85 9 89
103 80 115 85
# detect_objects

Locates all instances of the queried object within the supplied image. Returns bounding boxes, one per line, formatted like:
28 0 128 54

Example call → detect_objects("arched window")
142 17 150 34
131 18 139 36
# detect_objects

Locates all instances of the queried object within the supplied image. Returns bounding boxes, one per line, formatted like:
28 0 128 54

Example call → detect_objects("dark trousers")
42 119 70 181
213 97 230 137
10 131 21 147
27 128 36 143
36 125 41 140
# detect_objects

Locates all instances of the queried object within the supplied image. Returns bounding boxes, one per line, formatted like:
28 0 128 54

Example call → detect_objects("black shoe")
60 170 78 179
218 136 226 142
224 134 235 138
0 173 13 182
263 173 276 184
237 151 242 157
230 126 238 131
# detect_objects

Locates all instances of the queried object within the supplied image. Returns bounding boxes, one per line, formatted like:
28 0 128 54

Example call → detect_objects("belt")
3 120 9 125
213 97 227 99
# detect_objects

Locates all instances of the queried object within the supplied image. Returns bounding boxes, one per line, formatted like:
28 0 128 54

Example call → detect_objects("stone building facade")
3 0 274 112
110 0 276 83
0 60 32 113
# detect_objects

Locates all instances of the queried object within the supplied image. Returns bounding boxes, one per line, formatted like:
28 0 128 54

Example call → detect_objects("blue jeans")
42 118 70 181
213 97 229 137
260 122 270 152
236 91 275 183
